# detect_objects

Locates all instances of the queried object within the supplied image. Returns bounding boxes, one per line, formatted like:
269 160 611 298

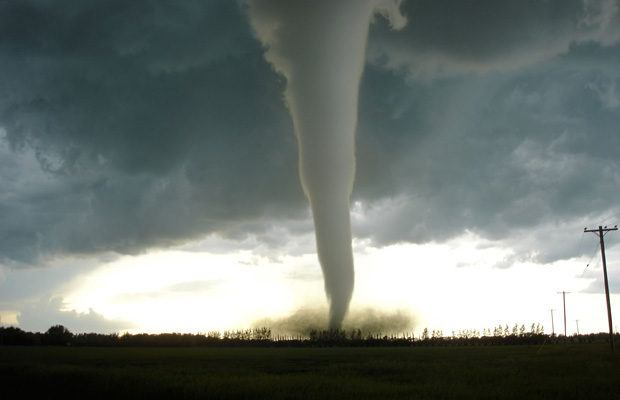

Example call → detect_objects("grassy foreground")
2 344 619 399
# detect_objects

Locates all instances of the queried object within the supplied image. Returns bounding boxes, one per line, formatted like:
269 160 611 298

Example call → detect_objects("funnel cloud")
248 0 406 329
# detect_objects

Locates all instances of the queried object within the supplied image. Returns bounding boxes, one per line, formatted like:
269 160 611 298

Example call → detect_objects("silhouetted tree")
207 331 221 339
0 326 39 345
44 325 73 346
252 327 271 340
536 323 544 334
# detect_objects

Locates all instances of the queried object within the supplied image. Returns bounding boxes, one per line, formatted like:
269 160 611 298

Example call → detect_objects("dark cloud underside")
1 0 619 267
0 0 304 264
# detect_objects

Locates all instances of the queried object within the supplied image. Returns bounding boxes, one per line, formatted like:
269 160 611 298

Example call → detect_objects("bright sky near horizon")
1 0 620 337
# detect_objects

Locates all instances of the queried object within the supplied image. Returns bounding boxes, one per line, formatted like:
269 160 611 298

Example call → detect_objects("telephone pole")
557 291 570 349
574 320 580 336
584 225 618 352
549 309 556 337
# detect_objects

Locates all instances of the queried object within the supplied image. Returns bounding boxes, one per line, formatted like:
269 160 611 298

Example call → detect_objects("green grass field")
2 344 619 399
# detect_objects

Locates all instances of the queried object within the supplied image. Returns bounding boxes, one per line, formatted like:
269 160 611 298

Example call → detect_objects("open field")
2 343 619 399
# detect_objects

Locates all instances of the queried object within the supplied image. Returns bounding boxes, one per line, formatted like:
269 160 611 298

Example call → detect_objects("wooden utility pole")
558 291 570 349
575 320 580 336
584 225 618 352
549 309 556 337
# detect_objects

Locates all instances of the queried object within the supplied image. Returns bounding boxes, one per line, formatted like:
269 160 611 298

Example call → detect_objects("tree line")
1 324 616 347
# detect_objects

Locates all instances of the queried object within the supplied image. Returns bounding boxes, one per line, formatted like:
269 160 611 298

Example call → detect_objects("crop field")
2 343 619 399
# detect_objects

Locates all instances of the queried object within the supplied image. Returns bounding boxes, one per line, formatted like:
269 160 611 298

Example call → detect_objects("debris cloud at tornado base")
253 307 416 338
248 0 406 329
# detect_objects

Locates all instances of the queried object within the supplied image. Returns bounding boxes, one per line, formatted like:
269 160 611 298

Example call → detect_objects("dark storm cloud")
367 0 620 77
1 0 619 268
352 0 620 263
0 0 305 265
354 60 620 249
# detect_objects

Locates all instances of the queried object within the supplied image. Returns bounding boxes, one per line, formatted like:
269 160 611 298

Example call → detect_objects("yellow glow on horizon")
49 233 616 336
0 311 19 325
63 250 324 333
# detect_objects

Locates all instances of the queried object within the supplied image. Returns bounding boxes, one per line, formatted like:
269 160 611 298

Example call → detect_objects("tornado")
248 0 406 329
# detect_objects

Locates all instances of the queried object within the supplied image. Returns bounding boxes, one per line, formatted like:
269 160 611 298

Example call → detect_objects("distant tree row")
0 325 274 347
0 325 75 346
1 324 616 347
419 323 545 342
451 323 543 339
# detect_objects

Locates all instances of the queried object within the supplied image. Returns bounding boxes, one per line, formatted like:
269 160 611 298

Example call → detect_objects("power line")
581 237 604 278
584 225 618 352
599 213 620 226
577 229 585 258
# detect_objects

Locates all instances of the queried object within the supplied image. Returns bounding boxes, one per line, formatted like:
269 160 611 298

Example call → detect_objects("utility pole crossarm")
584 226 618 234
584 225 617 352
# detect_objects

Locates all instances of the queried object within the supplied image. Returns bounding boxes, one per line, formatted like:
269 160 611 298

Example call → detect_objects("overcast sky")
1 0 619 335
